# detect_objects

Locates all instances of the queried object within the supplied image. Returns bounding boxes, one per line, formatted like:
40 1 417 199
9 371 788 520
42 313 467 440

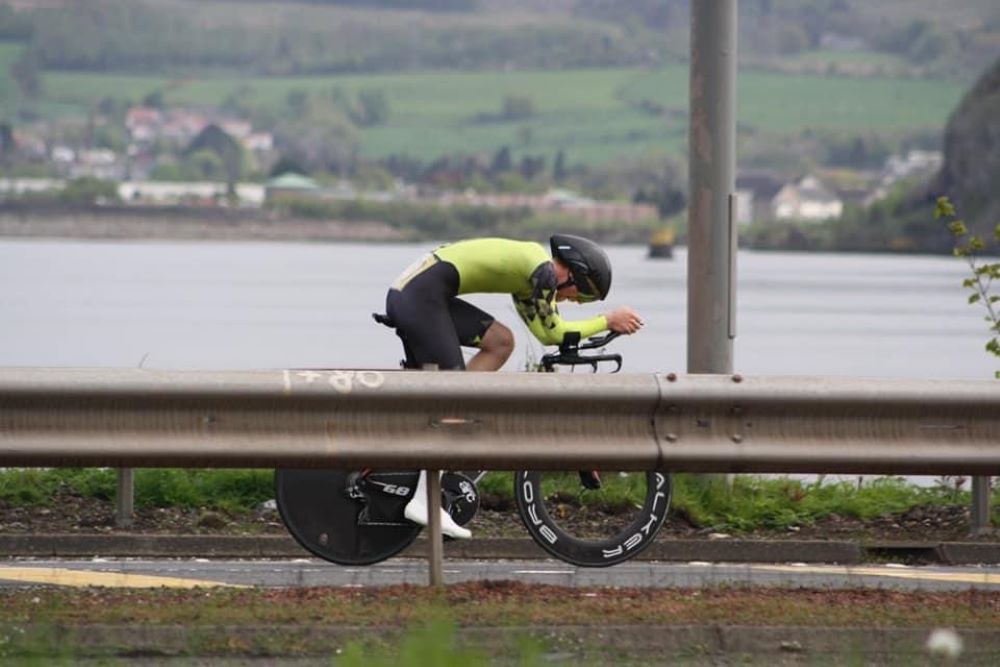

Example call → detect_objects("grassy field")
32 64 967 165
619 66 965 132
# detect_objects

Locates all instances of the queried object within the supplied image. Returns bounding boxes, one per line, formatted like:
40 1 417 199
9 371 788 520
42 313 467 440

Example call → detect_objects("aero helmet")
549 233 612 301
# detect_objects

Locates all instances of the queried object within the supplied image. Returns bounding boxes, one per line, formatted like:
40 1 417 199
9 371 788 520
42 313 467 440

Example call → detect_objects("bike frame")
275 326 670 568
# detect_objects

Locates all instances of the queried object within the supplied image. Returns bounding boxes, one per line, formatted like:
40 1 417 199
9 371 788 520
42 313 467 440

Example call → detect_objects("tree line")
6 2 646 76
5 0 990 77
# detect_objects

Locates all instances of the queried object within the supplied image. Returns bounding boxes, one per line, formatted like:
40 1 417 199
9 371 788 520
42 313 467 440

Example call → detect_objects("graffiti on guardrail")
283 370 385 394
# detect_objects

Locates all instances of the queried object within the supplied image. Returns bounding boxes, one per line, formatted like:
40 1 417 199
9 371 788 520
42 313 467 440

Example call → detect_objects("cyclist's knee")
481 321 514 362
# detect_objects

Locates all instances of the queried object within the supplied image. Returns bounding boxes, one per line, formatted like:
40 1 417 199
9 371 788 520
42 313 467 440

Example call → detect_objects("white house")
771 175 843 222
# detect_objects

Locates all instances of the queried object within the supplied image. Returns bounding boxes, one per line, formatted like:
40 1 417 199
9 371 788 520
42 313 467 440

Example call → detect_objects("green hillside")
0 1 987 172
36 65 965 166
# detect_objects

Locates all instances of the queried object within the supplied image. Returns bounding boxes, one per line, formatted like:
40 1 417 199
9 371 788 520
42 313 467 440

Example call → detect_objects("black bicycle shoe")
578 470 602 490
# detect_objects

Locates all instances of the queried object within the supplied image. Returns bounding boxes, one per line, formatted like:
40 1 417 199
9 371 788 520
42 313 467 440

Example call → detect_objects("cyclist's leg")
447 298 512 372
404 470 471 539
384 262 475 537
467 322 513 371
385 261 465 369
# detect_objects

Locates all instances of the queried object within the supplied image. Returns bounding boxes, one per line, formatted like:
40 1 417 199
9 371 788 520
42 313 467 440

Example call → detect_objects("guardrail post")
427 469 444 587
115 468 134 529
971 476 993 536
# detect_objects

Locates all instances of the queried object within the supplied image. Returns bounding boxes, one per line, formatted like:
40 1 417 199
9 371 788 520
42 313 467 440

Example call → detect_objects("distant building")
12 131 47 161
865 150 943 206
437 188 657 224
49 145 126 181
71 149 123 180
771 175 843 222
735 170 785 224
0 178 63 196
883 150 942 181
126 107 162 144
264 173 321 203
734 189 755 226
124 105 273 156
243 132 274 153
119 181 265 207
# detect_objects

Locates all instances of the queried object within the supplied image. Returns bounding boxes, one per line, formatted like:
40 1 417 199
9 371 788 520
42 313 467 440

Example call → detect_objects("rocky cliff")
932 56 1000 237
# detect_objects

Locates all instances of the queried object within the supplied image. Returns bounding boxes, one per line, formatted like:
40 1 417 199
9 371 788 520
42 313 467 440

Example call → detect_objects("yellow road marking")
756 564 1000 585
0 567 244 589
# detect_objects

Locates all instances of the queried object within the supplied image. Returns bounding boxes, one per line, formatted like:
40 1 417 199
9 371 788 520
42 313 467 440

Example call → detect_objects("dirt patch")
2 583 999 627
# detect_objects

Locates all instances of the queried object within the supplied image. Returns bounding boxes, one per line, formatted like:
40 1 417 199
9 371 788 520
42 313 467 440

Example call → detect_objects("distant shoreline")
0 203 409 243
0 202 655 246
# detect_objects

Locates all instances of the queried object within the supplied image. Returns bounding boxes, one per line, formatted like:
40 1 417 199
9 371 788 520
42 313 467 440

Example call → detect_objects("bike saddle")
372 312 395 328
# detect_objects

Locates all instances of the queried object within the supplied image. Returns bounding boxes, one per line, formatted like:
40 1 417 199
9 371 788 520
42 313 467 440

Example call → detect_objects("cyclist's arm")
513 263 608 346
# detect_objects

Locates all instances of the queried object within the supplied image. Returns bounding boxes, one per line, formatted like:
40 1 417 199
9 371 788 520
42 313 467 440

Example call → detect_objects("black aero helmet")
549 233 612 301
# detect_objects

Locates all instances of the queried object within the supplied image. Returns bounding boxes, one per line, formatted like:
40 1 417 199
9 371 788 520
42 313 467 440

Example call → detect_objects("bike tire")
274 469 421 566
513 470 671 567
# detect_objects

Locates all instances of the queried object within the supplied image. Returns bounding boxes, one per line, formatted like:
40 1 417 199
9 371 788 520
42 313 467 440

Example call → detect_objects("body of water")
0 238 991 380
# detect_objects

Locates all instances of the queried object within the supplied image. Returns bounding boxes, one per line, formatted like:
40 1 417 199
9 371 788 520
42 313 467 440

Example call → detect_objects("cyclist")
384 234 644 539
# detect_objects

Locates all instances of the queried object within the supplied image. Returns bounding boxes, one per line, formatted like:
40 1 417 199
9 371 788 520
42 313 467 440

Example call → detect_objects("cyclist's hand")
605 306 644 335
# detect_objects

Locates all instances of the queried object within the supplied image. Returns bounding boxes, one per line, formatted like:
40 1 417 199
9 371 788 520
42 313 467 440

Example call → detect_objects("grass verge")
1 468 991 533
0 585 998 663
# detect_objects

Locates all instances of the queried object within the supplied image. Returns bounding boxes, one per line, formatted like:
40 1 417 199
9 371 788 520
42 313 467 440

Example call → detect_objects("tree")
269 156 309 178
502 95 535 121
60 177 120 205
183 149 225 181
353 163 395 191
272 112 359 176
635 186 686 220
0 122 14 157
0 3 33 40
11 51 40 98
518 155 546 181
356 89 390 126
490 146 512 175
142 91 165 109
553 150 568 182
286 90 310 119
186 124 244 195
936 196 1000 378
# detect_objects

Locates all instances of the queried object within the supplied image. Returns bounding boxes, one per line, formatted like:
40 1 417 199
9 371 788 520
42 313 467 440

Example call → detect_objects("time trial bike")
274 321 671 568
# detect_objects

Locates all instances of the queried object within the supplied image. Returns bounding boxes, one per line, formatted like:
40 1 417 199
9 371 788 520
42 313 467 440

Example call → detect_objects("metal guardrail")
2 368 999 475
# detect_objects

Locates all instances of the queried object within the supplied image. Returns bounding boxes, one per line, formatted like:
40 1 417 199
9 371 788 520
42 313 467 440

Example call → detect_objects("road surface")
2 558 1000 591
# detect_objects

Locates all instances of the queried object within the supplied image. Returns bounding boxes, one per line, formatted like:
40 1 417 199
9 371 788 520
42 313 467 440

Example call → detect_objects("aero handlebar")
540 331 622 373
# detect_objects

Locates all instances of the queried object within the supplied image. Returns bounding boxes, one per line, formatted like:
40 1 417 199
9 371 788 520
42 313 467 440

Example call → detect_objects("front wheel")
514 470 670 567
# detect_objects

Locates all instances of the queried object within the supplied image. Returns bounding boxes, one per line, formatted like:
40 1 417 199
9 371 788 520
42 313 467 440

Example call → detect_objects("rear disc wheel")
274 469 421 566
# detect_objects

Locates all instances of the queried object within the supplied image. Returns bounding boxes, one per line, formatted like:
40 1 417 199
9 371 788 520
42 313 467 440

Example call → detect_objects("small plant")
935 196 1000 378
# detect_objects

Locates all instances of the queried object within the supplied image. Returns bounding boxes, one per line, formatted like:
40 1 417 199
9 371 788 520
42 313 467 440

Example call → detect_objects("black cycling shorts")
385 258 494 370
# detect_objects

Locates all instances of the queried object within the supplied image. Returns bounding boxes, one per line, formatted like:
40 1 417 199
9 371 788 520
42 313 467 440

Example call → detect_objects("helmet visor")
573 273 601 302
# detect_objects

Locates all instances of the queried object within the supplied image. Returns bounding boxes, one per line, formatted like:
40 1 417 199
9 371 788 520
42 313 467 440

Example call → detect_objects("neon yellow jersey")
433 238 608 346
